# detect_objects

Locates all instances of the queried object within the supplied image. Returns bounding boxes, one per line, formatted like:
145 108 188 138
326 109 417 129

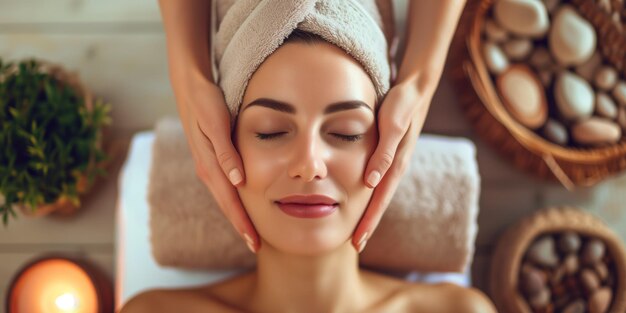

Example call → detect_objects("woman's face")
234 41 379 256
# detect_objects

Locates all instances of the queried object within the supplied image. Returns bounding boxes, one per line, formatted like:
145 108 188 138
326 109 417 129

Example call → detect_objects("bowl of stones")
489 206 626 313
458 0 626 188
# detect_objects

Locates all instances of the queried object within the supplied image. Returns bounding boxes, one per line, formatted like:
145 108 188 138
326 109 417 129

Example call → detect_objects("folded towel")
211 0 393 126
148 117 481 273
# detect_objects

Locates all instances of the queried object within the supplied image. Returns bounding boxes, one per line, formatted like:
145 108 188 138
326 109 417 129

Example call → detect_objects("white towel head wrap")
213 0 391 124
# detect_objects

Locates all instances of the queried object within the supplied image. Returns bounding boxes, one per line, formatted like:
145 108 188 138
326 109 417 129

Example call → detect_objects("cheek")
236 137 279 192
328 136 377 212
331 131 377 181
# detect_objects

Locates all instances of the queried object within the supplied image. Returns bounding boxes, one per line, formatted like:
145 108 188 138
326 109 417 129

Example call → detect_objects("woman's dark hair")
284 28 328 45
282 28 382 109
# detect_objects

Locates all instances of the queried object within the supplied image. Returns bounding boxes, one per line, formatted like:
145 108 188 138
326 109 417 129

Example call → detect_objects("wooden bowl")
489 206 626 313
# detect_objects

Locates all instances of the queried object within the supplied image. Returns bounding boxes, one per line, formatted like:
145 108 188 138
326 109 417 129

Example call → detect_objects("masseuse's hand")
174 72 259 254
352 77 435 253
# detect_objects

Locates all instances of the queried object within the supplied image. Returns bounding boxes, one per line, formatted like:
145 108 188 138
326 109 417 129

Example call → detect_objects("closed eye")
254 133 363 142
255 132 287 140
333 134 363 142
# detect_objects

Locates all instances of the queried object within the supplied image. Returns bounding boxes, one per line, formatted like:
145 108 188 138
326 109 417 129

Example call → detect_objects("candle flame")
55 292 80 312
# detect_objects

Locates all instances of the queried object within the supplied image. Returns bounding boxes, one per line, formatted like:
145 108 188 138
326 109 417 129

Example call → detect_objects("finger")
364 113 407 188
197 118 246 187
352 162 403 253
353 122 420 252
191 121 260 252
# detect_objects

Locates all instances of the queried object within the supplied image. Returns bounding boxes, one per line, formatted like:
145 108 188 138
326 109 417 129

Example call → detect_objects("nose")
287 133 328 182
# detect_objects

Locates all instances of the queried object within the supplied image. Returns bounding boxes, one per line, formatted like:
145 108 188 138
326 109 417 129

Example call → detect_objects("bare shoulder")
403 282 498 313
441 283 498 313
119 289 169 313
118 288 242 313
119 271 256 313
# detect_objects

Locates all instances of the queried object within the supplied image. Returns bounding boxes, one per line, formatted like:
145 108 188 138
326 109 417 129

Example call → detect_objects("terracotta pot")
17 173 93 217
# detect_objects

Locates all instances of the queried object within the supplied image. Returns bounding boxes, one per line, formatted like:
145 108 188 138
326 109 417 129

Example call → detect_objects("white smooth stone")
503 38 534 60
483 41 509 74
596 93 618 119
550 5 597 66
497 65 548 129
555 71 595 121
594 66 618 91
572 117 622 145
484 19 509 42
612 81 626 106
494 0 550 37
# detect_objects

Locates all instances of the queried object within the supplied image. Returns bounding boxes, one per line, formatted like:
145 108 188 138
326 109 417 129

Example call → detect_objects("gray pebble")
594 66 618 91
520 263 547 296
484 19 509 43
550 264 566 285
582 239 606 265
563 254 579 275
589 287 612 313
559 231 582 254
563 299 586 313
530 47 553 70
538 69 554 87
544 0 561 13
528 236 560 267
596 93 618 119
529 287 551 310
503 38 533 60
581 268 600 293
543 119 569 145
612 81 626 106
595 262 609 282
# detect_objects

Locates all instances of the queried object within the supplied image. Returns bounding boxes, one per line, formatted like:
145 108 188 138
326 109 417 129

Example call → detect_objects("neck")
247 240 367 313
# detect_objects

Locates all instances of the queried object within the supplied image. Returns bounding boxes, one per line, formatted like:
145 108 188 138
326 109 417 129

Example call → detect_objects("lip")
275 194 339 219
276 194 338 205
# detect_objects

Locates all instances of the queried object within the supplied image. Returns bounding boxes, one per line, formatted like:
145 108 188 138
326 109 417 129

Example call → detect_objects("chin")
261 225 351 256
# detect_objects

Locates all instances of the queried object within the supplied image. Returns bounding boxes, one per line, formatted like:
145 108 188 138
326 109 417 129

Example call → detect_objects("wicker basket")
449 0 626 190
489 206 626 313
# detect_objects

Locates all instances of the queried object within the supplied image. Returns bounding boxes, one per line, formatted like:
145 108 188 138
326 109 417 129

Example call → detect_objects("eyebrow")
242 98 373 114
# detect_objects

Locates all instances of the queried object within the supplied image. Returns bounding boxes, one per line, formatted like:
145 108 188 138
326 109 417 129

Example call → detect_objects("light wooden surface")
2 0 626 304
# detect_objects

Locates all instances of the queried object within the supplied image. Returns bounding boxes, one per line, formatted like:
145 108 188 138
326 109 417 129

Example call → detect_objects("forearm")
157 0 214 84
397 0 467 92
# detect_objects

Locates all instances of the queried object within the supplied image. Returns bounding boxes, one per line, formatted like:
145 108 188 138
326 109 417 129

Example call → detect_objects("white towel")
148 117 481 273
212 0 393 125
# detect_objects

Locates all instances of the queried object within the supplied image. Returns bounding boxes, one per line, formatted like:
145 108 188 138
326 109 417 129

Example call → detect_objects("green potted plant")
0 58 112 226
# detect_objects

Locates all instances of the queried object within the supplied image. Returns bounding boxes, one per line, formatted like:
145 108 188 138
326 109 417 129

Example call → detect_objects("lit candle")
7 256 110 313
